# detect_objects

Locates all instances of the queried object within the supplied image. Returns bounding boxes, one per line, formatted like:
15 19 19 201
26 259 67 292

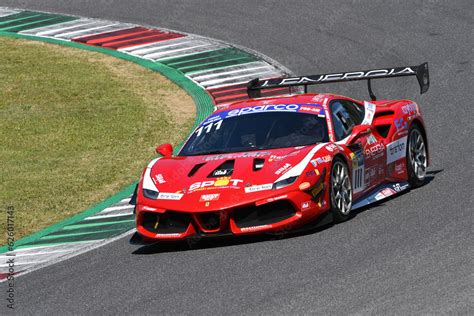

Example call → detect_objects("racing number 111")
195 120 223 137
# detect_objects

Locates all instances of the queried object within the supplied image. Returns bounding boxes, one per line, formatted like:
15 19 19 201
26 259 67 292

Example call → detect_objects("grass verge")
0 37 195 243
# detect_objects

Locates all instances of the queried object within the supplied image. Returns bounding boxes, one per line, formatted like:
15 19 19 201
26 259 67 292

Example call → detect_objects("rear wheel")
330 157 352 222
407 125 427 187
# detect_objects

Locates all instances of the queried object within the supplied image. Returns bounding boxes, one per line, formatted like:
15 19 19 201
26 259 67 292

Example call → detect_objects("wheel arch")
410 118 430 165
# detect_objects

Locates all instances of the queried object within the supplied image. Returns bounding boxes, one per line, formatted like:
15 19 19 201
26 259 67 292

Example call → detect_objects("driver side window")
330 100 364 141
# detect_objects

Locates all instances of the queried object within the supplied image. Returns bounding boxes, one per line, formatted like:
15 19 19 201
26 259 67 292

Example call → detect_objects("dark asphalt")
1 0 472 314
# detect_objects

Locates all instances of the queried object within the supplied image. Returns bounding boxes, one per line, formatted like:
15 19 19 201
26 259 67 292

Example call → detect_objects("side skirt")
352 182 410 211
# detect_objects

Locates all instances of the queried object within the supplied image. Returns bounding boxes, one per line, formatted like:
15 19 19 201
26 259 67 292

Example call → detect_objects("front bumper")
135 190 328 242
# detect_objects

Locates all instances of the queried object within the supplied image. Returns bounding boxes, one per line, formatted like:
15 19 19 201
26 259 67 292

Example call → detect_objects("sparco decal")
387 136 407 164
226 104 299 117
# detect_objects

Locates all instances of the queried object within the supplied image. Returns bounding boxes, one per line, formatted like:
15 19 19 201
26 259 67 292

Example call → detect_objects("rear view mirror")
347 125 372 145
156 143 173 157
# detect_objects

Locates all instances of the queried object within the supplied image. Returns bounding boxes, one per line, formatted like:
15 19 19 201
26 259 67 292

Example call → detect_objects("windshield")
180 104 329 156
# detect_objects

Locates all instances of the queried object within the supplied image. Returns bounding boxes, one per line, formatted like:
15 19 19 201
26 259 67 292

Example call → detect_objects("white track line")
0 8 18 17
20 19 97 36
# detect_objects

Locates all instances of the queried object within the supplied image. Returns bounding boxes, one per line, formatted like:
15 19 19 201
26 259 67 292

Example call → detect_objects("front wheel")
407 125 427 187
330 157 353 223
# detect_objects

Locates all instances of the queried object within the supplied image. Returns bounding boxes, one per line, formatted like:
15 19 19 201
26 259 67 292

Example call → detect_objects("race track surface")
1 0 472 314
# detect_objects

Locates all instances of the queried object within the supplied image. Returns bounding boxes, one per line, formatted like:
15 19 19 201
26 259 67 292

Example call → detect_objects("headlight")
143 188 159 200
273 176 298 190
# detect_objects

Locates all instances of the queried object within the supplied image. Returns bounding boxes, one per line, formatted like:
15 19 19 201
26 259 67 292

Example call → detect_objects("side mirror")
347 125 372 145
156 143 173 157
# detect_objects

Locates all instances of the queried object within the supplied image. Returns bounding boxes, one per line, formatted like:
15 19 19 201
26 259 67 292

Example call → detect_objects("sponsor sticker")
365 143 385 159
325 143 338 152
157 192 184 200
401 103 418 115
386 136 407 164
199 193 220 202
310 155 331 167
362 101 376 125
154 174 166 184
374 188 397 200
244 183 273 193
394 118 408 131
275 163 292 175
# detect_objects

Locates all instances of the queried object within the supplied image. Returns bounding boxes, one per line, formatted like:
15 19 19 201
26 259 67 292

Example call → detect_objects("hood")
143 145 318 211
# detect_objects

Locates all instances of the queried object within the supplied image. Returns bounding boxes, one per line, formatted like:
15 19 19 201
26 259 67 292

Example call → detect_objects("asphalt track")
1 0 472 314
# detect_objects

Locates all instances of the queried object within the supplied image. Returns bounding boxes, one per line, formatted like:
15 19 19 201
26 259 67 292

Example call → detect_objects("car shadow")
131 168 442 255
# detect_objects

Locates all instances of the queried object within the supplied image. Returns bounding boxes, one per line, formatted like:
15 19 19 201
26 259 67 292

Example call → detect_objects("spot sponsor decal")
199 193 220 202
244 183 273 193
154 174 166 184
275 163 292 175
189 177 243 192
362 101 376 125
310 155 331 167
386 136 407 164
157 192 184 200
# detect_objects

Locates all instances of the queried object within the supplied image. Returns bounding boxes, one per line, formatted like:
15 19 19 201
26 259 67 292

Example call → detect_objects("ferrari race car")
131 63 430 243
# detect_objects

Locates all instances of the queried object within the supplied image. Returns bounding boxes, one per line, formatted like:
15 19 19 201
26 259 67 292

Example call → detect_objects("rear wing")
247 62 429 101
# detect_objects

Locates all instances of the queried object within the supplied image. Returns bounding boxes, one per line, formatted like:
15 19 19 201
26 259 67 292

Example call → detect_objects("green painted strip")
160 48 232 65
3 16 77 33
0 16 76 32
162 48 255 68
25 229 129 246
177 56 257 73
0 28 214 254
16 240 96 250
78 214 135 225
59 220 135 234
41 228 125 240
0 12 46 26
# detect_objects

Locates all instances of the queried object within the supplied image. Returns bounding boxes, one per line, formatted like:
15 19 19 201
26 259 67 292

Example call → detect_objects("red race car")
131 63 430 244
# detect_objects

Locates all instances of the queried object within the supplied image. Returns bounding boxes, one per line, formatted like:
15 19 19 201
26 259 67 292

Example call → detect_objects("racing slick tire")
330 157 353 223
406 125 427 188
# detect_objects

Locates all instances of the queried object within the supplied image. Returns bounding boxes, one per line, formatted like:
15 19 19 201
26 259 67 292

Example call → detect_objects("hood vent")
253 158 265 171
188 163 206 177
208 160 234 178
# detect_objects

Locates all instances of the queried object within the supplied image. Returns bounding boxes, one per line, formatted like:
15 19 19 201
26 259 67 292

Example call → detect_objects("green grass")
0 37 195 242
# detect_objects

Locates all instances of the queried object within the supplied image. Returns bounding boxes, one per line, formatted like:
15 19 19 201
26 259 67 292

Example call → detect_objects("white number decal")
195 120 223 137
